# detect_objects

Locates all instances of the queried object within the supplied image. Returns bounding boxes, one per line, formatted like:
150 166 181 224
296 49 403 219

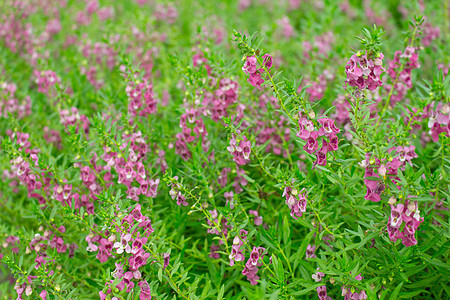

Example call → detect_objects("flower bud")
378 165 386 177
388 196 396 205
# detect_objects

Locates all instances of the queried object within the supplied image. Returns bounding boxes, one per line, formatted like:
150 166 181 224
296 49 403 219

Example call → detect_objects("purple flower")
163 252 170 269
306 244 316 258
242 246 266 285
138 280 152 300
312 268 325 282
303 131 319 154
316 285 328 300
129 249 151 270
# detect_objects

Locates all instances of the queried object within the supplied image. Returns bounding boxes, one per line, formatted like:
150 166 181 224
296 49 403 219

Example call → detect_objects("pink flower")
129 249 151 270
209 244 220 259
297 113 315 140
283 186 307 219
138 280 152 300
316 285 328 300
242 56 265 90
131 204 143 222
131 235 148 254
224 191 235 209
318 118 340 137
249 210 263 226
163 252 170 269
312 268 325 282
389 204 404 228
242 246 266 285
303 131 319 154
306 244 316 258
229 230 247 266
345 52 385 91
228 134 252 165
242 56 258 75
262 54 273 69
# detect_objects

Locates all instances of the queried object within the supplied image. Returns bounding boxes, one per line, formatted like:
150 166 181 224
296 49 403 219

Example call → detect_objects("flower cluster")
34 70 60 95
229 229 247 266
208 78 239 122
422 22 440 47
43 126 62 149
12 155 46 206
341 273 368 300
96 131 159 202
233 167 249 194
0 1 448 299
80 41 116 89
312 268 325 282
227 133 252 165
277 16 294 38
0 82 31 119
153 3 178 24
332 94 352 124
126 79 158 118
116 154 159 201
345 52 385 91
426 102 449 143
302 31 335 61
249 210 263 226
207 209 231 239
302 72 333 101
242 54 272 90
242 246 266 285
28 227 76 269
387 199 424 247
297 113 340 166
2 236 20 256
176 107 209 161
255 118 291 156
168 176 188 206
306 244 317 258
59 106 90 135
14 276 37 300
362 146 417 202
84 204 155 298
282 186 307 219
385 47 420 104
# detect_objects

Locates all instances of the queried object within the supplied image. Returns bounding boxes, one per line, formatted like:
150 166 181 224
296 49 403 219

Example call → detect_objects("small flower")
163 252 170 269
388 196 396 205
312 268 325 282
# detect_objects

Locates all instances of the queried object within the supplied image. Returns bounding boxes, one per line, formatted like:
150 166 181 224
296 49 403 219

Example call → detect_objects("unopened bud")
378 165 386 177
388 197 396 205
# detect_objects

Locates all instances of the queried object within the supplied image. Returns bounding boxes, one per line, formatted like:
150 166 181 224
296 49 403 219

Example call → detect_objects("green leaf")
292 230 314 271
260 231 277 250
158 268 163 282
291 283 324 296
50 204 58 220
217 284 224 300
390 282 404 300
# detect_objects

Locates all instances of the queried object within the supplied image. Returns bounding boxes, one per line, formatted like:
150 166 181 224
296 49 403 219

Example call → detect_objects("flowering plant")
0 0 448 299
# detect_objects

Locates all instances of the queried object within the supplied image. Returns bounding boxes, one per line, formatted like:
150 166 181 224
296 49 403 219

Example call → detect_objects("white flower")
25 285 32 296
